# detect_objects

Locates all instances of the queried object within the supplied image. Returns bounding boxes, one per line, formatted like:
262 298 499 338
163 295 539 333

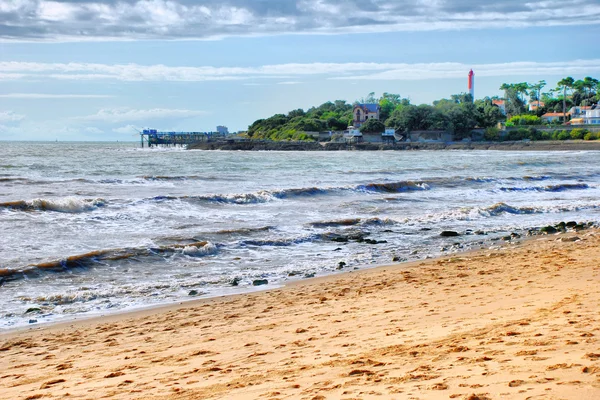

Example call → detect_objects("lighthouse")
468 69 475 101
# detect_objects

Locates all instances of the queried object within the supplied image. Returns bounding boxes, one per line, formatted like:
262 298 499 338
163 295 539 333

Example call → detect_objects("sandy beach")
1 230 599 400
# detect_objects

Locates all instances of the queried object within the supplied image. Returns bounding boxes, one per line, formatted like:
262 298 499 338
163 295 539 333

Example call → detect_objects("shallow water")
1 142 599 329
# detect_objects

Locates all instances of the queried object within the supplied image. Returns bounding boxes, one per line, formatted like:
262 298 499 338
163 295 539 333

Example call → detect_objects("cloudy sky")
1 0 600 140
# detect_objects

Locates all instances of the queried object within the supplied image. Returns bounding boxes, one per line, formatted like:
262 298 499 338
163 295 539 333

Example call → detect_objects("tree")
386 104 436 132
475 98 505 128
359 119 385 133
529 80 546 111
585 77 599 97
357 92 377 104
379 93 404 122
287 109 305 118
500 83 527 117
557 76 575 122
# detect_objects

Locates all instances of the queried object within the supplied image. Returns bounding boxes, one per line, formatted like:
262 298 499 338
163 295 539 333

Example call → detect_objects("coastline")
188 140 600 151
2 230 600 399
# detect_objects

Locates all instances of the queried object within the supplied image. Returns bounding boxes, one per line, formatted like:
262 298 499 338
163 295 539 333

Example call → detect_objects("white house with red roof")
541 112 566 123
492 99 506 115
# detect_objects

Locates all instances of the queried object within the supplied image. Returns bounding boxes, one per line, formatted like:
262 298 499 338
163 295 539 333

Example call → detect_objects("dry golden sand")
1 231 600 400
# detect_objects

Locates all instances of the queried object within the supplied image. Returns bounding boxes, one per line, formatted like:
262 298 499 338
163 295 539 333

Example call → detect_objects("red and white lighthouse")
468 69 475 101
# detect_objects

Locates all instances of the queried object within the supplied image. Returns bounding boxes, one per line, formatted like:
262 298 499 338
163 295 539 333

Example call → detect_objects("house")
528 102 545 112
569 106 592 119
353 103 380 128
585 108 600 124
541 112 567 123
492 99 506 115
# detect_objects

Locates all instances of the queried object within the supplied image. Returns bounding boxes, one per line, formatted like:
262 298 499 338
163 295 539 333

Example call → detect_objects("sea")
1 141 599 330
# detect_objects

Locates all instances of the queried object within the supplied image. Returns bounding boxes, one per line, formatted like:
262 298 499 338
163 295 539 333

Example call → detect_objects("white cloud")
0 93 113 98
0 0 598 42
0 111 25 122
74 108 208 123
277 81 302 85
112 124 141 134
3 59 600 83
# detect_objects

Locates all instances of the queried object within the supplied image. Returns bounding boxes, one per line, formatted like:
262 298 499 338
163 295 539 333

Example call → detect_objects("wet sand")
1 230 600 399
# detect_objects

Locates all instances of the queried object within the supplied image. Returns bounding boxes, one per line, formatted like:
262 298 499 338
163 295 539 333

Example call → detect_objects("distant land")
238 75 599 144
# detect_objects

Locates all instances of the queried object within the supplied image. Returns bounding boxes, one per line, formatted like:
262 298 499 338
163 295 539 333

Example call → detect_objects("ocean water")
1 141 599 329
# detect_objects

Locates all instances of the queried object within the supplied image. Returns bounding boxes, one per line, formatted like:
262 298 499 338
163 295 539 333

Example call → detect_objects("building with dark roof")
352 103 381 128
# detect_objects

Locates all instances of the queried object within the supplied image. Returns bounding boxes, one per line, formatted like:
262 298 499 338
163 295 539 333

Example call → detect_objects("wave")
480 202 538 216
142 175 198 181
272 187 329 198
214 226 274 235
0 241 217 283
310 218 361 228
310 217 395 228
0 177 29 183
0 197 107 213
499 183 590 192
240 234 321 247
357 181 430 193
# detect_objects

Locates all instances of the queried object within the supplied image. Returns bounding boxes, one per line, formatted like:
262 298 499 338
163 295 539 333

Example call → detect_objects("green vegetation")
248 92 504 141
506 115 542 126
246 75 599 142
247 100 353 140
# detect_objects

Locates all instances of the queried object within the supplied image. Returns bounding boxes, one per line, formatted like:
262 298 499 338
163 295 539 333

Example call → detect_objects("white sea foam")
182 242 218 256
29 197 106 212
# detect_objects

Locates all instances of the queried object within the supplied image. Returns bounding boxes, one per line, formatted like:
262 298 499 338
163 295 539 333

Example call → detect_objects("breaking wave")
357 181 430 193
0 241 218 283
310 217 396 228
0 197 107 213
499 183 590 192
480 202 538 216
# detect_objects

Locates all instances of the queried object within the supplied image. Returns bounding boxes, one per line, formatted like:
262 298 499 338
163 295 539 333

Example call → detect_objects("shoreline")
188 139 600 151
0 224 565 335
2 229 600 399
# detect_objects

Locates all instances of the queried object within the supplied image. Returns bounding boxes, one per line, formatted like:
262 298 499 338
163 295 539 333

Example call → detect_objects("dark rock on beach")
252 279 268 286
440 231 460 237
540 225 558 234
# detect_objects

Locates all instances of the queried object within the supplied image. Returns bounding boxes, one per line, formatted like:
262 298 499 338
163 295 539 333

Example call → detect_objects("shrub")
569 128 588 140
484 127 500 141
505 128 528 141
584 132 598 140
538 131 552 140
507 115 542 126
557 130 571 140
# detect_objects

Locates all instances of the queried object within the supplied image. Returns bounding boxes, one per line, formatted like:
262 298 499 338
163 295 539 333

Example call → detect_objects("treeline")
247 92 504 141
501 76 599 118
247 100 354 141
246 76 600 142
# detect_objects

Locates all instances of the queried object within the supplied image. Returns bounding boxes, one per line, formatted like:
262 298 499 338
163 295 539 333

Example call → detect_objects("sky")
1 0 600 141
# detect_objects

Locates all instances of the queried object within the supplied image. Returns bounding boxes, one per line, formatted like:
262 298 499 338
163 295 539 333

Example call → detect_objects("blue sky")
1 0 600 141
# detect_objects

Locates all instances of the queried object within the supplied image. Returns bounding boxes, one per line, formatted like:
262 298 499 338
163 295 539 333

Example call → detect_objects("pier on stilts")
140 129 210 148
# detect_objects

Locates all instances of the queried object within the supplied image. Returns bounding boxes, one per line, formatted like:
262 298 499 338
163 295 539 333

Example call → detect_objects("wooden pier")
140 129 210 148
